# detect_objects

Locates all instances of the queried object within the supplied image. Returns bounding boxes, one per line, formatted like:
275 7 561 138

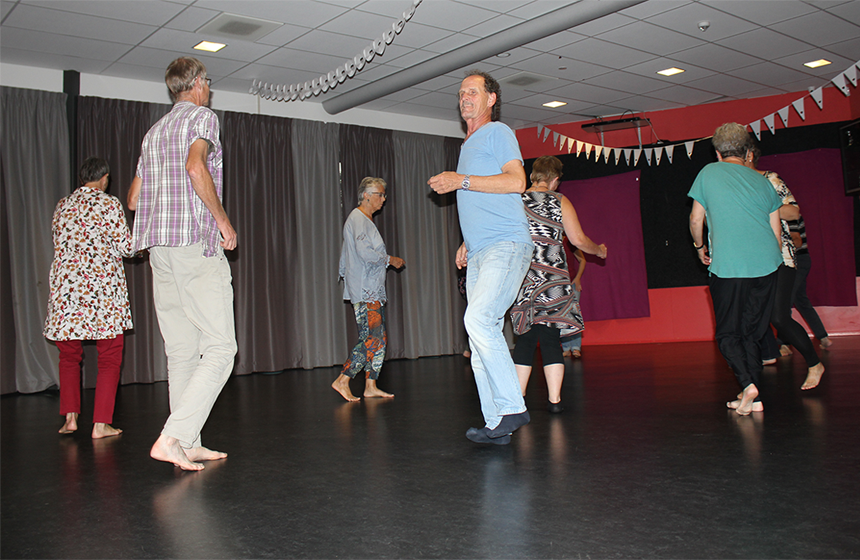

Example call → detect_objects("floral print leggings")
342 301 386 380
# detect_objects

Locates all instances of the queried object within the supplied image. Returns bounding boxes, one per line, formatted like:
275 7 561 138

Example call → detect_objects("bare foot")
736 384 759 416
150 434 203 471
185 446 227 462
820 337 832 350
572 349 581 359
92 423 122 439
762 358 777 365
801 363 825 390
59 412 78 434
364 379 394 398
727 399 763 412
779 344 793 357
332 374 360 402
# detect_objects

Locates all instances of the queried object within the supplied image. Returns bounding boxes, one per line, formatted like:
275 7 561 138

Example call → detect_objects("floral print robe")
44 186 134 340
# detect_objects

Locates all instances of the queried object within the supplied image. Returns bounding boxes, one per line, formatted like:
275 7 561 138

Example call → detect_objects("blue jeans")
465 241 533 429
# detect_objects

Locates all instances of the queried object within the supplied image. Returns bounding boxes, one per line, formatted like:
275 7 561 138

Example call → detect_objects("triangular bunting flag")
614 148 623 165
764 114 776 134
594 145 603 160
685 141 695 159
552 132 560 148
559 135 568 151
537 124 544 138
542 127 551 142
792 97 806 120
576 140 585 157
665 145 675 164
810 87 824 109
778 106 790 128
567 138 575 154
603 148 611 164
654 146 663 166
832 73 851 95
749 120 762 140
633 148 642 166
624 148 632 165
584 143 593 159
846 65 857 87
644 148 653 166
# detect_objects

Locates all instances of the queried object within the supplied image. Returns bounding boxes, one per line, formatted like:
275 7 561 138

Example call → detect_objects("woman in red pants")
44 157 134 438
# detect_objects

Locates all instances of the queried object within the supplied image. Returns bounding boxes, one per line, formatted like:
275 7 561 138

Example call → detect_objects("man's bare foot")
820 337 832 349
762 358 777 365
92 423 122 439
779 344 793 357
332 374 360 402
727 399 763 412
801 363 825 390
736 384 759 416
59 412 78 434
150 434 204 471
185 446 227 462
364 379 394 398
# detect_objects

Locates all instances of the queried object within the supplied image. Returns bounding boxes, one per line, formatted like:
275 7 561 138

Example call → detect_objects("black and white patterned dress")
510 190 584 337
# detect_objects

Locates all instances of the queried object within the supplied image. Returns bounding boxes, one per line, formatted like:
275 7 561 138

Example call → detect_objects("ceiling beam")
322 0 647 115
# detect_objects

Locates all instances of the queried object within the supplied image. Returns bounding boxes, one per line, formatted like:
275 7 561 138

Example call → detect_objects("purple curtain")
760 148 856 307
559 171 649 321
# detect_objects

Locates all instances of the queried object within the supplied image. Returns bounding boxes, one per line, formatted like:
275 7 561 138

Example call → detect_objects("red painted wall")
518 85 860 160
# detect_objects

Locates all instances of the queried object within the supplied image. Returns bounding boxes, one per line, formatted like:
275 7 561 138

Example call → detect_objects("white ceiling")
2 0 858 129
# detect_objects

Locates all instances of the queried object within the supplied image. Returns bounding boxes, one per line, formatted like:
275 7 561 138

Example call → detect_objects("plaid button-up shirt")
132 101 223 257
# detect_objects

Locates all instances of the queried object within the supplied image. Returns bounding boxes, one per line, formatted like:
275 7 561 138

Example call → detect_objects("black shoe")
466 427 511 445
548 401 564 414
486 411 530 438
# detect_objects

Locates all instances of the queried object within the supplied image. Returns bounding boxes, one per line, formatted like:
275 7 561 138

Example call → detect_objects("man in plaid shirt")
129 57 237 471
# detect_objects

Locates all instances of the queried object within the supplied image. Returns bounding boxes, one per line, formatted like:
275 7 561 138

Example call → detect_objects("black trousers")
792 252 828 340
513 324 564 367
769 264 821 368
709 271 778 394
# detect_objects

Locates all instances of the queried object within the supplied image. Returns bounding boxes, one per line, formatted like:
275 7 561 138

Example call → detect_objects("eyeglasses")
368 192 387 198
199 76 211 87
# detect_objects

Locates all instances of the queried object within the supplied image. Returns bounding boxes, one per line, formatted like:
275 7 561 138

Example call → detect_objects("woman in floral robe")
44 157 134 438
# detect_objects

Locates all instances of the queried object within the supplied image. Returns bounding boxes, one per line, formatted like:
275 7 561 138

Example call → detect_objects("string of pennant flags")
535 59 860 167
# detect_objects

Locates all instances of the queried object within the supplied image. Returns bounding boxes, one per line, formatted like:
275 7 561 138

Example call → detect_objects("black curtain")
77 96 170 387
0 151 12 392
338 125 405 358
221 111 297 375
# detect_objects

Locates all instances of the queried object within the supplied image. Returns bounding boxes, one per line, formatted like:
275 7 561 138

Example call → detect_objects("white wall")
1 63 464 138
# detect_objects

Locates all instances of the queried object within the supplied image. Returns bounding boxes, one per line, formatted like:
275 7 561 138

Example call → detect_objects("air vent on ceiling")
498 71 558 89
197 13 283 42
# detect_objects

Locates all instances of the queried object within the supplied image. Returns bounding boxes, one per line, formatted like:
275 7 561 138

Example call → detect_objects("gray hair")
357 176 386 205
712 123 752 159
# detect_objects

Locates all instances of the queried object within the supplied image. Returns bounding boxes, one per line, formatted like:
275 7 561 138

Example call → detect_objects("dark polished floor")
2 337 859 559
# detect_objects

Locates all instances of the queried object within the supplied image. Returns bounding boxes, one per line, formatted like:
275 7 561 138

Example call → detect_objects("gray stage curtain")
392 130 468 357
0 87 70 394
290 119 350 368
0 136 12 392
77 96 171 387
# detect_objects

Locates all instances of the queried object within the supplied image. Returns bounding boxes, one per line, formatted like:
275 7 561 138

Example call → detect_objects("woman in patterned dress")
511 156 606 413
44 157 135 438
743 146 824 392
331 177 405 402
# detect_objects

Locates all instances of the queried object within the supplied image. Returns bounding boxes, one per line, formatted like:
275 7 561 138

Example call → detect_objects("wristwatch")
461 175 470 191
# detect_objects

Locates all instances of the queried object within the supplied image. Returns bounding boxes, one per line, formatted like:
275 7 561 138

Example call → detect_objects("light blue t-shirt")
456 122 532 254
688 162 783 278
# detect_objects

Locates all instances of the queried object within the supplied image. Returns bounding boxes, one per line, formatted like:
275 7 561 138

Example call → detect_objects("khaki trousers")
150 244 236 448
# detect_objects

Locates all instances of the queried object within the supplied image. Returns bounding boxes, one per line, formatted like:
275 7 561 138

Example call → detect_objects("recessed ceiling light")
194 41 226 52
804 58 831 68
543 101 567 108
496 52 511 58
657 67 685 76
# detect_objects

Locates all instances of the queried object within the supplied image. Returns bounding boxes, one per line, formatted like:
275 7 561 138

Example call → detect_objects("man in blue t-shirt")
688 123 782 416
429 71 534 445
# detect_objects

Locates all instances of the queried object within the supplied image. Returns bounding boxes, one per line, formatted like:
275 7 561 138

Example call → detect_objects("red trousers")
56 335 123 424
